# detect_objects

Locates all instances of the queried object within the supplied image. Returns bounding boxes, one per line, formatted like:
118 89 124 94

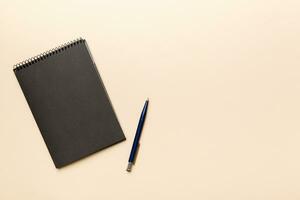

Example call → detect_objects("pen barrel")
128 100 148 162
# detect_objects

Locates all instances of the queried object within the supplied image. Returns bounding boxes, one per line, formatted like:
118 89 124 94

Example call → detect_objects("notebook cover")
13 38 126 168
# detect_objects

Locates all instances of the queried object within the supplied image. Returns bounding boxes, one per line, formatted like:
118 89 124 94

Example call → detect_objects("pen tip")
147 98 149 101
127 162 133 172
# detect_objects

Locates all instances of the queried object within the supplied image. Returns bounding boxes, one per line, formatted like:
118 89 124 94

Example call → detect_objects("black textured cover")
13 39 126 168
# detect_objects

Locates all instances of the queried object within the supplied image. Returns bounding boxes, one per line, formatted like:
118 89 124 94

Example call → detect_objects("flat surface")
14 40 125 168
1 0 300 199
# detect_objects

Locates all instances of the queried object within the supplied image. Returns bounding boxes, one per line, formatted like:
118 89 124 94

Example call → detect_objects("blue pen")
127 99 149 172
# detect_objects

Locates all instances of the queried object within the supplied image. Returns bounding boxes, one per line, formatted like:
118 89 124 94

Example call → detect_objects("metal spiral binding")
13 38 84 72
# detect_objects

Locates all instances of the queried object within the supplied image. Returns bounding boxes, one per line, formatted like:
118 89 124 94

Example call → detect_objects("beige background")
1 0 300 199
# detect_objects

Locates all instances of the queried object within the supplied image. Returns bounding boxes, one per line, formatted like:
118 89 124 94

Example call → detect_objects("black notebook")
13 38 126 168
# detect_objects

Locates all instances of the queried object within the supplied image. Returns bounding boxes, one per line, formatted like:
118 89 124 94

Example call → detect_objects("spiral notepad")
14 38 126 168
